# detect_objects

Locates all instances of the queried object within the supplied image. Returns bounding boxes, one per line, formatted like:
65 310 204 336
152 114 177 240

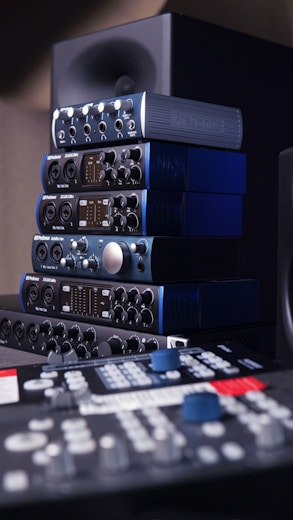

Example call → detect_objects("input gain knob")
102 241 131 274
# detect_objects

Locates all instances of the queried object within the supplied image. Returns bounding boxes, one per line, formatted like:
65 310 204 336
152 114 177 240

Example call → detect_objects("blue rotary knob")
151 348 181 372
182 392 222 422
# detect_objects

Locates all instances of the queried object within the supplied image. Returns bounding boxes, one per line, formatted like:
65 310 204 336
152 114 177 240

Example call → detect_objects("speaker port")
115 119 123 131
42 285 54 306
50 243 63 263
98 121 107 134
64 160 77 181
0 318 11 337
48 161 61 181
59 201 72 223
84 123 91 136
36 242 48 262
69 126 76 138
44 202 56 222
13 321 25 340
27 283 39 303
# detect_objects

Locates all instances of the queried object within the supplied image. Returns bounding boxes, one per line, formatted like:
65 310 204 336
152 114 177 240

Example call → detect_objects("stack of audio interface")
7 90 261 359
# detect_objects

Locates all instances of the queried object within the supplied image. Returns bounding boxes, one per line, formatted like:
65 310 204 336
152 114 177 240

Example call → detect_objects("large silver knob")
102 241 131 274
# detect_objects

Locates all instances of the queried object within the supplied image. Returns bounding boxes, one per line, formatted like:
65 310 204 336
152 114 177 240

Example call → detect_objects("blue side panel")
19 274 27 312
40 154 48 192
187 147 246 194
161 279 259 333
35 194 43 232
146 142 187 190
183 192 243 236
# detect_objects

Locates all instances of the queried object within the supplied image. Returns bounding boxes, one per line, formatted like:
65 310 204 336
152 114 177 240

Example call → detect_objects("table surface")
0 345 45 368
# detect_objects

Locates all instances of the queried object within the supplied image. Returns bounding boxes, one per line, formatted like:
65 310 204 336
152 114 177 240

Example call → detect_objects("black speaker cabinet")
276 147 293 367
51 12 293 357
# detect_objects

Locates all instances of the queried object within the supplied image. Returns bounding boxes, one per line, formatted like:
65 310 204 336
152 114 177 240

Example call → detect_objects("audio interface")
0 341 291 518
36 190 243 237
0 296 189 359
51 91 243 151
41 141 246 194
20 274 260 334
31 234 240 283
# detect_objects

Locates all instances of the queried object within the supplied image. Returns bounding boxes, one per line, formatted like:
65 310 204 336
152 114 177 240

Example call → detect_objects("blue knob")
151 349 181 372
182 392 222 422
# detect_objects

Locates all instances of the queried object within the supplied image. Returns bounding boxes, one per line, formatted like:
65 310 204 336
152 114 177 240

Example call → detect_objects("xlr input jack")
13 321 25 340
36 242 48 262
41 285 54 306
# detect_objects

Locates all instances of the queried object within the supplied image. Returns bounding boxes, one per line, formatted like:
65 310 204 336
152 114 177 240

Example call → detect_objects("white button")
197 445 219 464
201 421 226 437
4 432 48 452
28 417 54 431
3 470 29 492
221 441 245 460
67 438 97 455
23 379 54 391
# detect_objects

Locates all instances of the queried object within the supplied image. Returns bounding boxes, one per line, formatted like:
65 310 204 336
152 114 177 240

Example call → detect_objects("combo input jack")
42 285 54 306
13 321 25 340
36 242 48 262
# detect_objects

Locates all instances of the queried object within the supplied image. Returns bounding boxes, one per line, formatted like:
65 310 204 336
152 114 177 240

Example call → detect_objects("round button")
182 392 222 422
151 349 181 372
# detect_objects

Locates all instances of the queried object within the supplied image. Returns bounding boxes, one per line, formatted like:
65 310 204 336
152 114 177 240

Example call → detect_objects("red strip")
0 368 17 378
211 376 267 396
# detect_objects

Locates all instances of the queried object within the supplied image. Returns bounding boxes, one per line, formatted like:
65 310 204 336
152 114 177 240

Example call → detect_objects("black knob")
66 325 82 341
81 327 96 343
114 305 128 322
117 165 131 180
130 165 142 181
99 150 116 164
129 240 147 255
60 255 76 269
141 289 154 305
126 194 138 208
128 288 142 305
127 307 142 324
38 320 53 336
75 343 90 359
141 308 154 325
71 237 87 252
82 255 99 271
126 212 139 229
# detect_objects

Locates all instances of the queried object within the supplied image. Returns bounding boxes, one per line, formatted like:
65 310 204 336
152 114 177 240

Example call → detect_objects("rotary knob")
255 414 285 449
82 255 99 271
152 427 182 465
98 149 116 164
60 254 76 269
102 241 131 274
98 433 130 472
182 392 222 422
151 348 181 372
71 237 88 252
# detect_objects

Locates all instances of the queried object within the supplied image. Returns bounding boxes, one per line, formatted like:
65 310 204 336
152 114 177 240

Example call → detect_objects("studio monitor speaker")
51 12 293 357
276 147 293 367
